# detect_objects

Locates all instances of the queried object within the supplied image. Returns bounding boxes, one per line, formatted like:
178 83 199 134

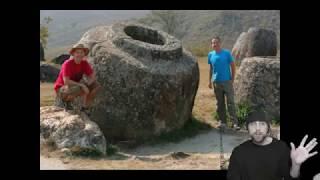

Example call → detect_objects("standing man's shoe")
233 124 241 131
218 123 227 129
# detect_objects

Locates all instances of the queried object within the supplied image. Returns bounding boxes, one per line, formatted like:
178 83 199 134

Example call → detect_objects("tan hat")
69 43 89 56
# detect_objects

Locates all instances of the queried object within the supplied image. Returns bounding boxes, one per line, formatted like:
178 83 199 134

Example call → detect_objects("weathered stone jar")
77 22 199 142
234 56 280 120
231 27 277 64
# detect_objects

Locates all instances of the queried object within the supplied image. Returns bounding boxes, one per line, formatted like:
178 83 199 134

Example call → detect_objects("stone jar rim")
111 22 183 61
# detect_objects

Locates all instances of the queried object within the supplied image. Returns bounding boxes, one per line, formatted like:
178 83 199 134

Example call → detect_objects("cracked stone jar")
76 22 199 142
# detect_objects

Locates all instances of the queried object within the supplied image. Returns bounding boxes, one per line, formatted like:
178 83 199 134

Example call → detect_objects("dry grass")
40 82 56 106
58 153 222 170
192 57 219 127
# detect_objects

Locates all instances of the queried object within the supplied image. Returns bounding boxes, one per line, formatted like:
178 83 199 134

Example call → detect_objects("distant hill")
41 10 279 59
135 10 280 56
40 10 150 59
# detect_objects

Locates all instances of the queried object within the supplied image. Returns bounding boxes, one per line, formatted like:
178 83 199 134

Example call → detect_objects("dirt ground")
40 129 251 170
40 57 280 170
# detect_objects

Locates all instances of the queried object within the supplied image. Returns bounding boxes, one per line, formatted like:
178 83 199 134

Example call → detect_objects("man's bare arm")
208 65 213 88
230 62 236 82
63 76 83 86
63 76 89 94
209 65 213 84
85 72 97 85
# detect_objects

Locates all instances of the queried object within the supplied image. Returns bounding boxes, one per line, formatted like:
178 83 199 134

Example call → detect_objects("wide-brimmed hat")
69 43 89 56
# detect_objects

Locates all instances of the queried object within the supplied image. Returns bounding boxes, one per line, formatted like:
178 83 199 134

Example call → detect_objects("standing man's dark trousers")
213 80 239 126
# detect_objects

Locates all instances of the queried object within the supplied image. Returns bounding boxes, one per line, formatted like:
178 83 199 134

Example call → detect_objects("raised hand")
290 135 318 165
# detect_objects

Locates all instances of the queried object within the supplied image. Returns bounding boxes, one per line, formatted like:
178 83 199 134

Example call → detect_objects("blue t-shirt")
208 49 234 82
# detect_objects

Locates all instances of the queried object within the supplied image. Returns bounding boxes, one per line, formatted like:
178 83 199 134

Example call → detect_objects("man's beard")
251 133 268 144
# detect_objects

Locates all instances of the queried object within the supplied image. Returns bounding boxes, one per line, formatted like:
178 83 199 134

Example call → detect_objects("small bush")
272 118 280 125
148 116 212 144
106 144 119 156
69 146 103 157
212 111 219 121
235 59 241 67
41 137 58 151
236 101 253 127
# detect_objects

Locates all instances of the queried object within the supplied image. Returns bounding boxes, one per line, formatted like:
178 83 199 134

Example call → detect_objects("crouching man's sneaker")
63 101 73 111
81 107 91 116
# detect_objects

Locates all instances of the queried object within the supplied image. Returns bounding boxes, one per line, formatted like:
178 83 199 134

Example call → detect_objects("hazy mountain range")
40 10 279 59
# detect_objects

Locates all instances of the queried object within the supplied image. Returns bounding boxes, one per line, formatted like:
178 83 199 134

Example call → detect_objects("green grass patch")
106 144 119 156
42 137 58 151
272 118 280 126
236 101 253 127
63 144 120 158
147 116 212 145
69 146 103 157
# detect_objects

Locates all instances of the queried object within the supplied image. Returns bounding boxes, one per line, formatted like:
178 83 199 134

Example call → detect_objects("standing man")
227 111 318 180
208 36 240 130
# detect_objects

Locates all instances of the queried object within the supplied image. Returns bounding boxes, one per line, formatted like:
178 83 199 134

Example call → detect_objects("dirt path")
124 129 249 156
40 156 68 170
40 128 254 170
40 127 280 170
